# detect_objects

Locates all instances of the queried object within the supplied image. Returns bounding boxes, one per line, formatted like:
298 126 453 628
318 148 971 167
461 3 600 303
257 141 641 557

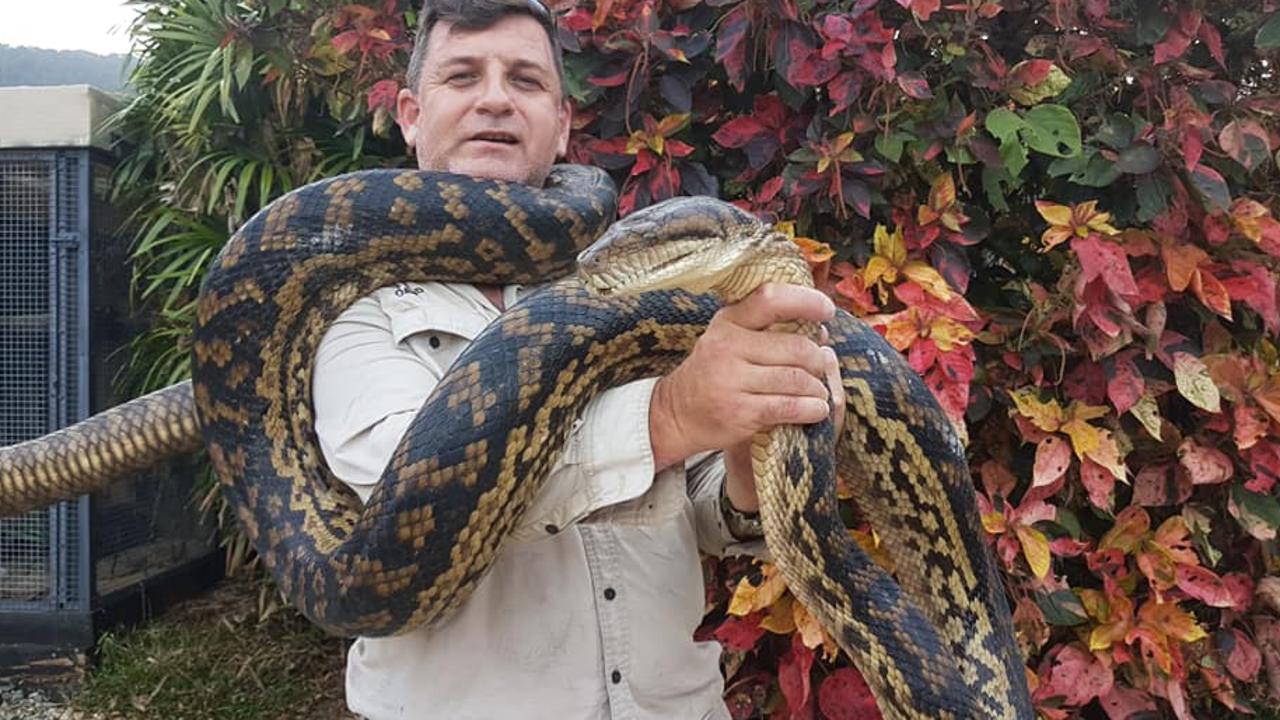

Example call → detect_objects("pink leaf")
1034 436 1072 488
1174 564 1236 608
1178 439 1234 485
1224 628 1263 682
778 633 815 718
1036 644 1114 707
897 72 933 99
817 668 883 720
1100 685 1157 720
1081 457 1117 512
1106 354 1144 414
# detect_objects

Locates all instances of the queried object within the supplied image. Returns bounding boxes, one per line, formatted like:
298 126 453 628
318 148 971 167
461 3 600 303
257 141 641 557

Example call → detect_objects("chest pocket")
381 282 495 376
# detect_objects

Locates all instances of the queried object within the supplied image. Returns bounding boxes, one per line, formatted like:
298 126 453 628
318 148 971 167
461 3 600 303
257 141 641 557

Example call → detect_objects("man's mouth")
469 131 519 145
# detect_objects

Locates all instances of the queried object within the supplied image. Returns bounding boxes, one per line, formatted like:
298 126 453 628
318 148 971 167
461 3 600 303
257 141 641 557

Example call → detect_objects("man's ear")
556 98 573 158
396 87 421 151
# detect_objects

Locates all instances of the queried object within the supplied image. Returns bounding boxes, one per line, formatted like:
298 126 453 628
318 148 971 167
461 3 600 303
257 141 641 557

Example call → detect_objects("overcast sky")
0 0 137 56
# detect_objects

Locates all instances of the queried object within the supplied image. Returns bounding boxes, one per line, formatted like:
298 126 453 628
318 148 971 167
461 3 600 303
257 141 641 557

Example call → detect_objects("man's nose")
475 73 515 116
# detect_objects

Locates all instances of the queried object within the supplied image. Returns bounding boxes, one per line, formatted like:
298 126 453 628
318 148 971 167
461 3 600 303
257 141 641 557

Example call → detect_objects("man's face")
395 14 571 186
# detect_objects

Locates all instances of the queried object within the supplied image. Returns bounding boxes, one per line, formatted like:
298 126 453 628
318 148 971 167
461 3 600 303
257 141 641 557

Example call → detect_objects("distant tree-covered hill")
0 45 132 92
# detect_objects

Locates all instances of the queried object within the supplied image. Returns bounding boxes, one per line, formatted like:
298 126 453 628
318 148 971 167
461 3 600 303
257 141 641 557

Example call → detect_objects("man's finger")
719 283 835 331
748 394 832 427
735 332 829 379
739 365 830 399
823 347 846 436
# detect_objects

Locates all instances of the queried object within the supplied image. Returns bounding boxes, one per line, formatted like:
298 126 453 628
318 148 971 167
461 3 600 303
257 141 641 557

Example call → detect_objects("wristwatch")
720 482 764 540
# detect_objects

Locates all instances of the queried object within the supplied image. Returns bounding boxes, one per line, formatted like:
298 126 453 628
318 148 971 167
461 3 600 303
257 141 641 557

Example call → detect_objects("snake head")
578 197 804 300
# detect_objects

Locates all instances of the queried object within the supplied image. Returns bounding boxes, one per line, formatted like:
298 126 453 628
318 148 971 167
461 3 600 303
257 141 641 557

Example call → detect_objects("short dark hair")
405 0 566 98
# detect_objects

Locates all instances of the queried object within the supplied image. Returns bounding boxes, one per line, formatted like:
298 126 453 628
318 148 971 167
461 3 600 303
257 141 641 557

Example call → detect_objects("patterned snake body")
0 165 1031 718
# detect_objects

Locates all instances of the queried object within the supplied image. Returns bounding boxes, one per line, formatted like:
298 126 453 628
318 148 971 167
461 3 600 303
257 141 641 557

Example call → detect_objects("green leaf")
1052 507 1083 540
1230 484 1280 541
1189 163 1232 211
1116 144 1161 175
1036 589 1088 627
1257 13 1280 49
1048 153 1088 178
874 131 912 163
982 167 1013 213
787 147 820 164
985 108 1024 143
1136 173 1172 221
1022 104 1082 158
999 138 1029 177
234 44 254 90
1137 1 1174 45
1095 114 1135 150
1072 151 1123 187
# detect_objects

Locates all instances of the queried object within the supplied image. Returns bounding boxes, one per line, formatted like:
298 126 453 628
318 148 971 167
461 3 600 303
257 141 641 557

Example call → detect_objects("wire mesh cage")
0 147 219 685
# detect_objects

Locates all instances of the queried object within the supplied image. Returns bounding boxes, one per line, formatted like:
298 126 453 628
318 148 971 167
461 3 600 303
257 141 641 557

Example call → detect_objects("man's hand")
649 284 847 512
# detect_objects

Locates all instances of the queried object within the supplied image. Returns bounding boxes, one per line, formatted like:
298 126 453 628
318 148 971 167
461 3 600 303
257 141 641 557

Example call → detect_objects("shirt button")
610 670 622 684
429 335 441 349
603 587 616 601
544 524 559 535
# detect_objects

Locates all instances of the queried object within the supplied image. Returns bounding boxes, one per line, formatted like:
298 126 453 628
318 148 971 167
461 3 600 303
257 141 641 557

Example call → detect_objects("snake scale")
0 164 1031 718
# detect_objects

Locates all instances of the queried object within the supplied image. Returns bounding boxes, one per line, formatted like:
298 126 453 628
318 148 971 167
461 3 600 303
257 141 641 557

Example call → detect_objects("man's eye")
514 76 543 89
448 73 476 83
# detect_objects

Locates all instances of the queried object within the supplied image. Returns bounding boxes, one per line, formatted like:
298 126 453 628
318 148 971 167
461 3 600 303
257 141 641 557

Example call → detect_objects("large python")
0 164 1032 719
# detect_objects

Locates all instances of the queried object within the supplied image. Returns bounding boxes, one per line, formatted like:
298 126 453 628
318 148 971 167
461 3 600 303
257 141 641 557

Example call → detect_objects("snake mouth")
578 241 708 297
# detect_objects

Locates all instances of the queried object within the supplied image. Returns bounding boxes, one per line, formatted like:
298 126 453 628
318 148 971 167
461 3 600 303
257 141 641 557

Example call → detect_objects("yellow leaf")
1173 352 1222 414
1099 506 1150 554
727 576 757 617
877 310 919 351
728 564 789 616
873 224 906 265
863 256 898 288
1036 200 1073 227
792 236 835 265
833 131 855 155
982 510 1007 535
759 594 797 634
850 527 896 573
1068 401 1110 422
1040 226 1073 251
1015 525 1052 579
1009 389 1065 432
624 131 647 155
791 601 823 648
1139 600 1207 644
839 147 864 163
929 316 976 352
1060 417 1101 459
1129 394 1163 440
1085 429 1126 481
1079 201 1120 236
817 157 831 174
902 261 954 300
1081 589 1135 651
655 112 690 137
929 173 957 211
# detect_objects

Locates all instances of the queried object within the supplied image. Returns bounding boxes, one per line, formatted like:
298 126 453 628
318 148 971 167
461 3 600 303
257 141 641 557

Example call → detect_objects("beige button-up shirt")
312 281 764 720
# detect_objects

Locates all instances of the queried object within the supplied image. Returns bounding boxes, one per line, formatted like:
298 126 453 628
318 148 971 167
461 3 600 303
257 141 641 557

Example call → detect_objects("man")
312 1 844 718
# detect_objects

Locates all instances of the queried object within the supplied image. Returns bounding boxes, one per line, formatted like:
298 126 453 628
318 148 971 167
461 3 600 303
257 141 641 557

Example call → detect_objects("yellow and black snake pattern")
0 165 1031 719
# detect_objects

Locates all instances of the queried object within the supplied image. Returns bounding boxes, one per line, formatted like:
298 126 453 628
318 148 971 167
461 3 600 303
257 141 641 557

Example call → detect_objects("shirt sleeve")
685 452 770 559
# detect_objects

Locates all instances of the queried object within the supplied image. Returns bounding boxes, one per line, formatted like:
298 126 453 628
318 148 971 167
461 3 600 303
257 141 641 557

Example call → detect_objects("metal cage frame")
0 147 220 686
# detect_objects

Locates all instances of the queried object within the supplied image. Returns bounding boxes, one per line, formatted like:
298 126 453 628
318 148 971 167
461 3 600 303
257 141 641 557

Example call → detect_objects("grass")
71 576 353 720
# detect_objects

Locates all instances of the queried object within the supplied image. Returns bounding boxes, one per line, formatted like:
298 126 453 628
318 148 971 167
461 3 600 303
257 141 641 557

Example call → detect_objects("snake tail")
0 381 202 515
